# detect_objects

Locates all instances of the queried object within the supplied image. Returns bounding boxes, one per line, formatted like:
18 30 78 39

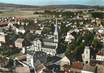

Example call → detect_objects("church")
26 19 59 68
27 19 59 56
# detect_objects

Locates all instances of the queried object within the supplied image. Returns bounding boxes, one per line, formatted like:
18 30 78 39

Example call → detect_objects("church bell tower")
54 18 58 43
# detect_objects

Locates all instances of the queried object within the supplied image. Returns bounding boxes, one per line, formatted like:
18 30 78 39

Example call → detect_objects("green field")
0 11 37 17
0 11 54 20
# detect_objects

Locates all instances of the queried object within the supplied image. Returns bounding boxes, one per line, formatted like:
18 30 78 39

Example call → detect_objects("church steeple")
54 18 58 42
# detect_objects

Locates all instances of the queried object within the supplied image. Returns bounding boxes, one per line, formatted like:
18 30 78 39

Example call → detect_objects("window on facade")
86 61 88 64
55 35 57 39
86 51 88 54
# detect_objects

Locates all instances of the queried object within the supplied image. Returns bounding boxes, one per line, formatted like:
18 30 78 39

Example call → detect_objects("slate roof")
33 51 48 65
42 45 56 49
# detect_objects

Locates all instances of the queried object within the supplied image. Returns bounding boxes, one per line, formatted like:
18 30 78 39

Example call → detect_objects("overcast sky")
0 0 104 6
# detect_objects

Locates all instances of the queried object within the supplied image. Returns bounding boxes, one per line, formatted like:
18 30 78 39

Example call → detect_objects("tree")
65 30 95 61
91 12 104 18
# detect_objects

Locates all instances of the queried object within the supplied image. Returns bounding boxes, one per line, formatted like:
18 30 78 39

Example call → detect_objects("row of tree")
65 30 103 61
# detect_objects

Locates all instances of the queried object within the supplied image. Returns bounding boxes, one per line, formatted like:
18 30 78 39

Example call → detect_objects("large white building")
82 46 90 64
27 19 59 56
26 19 59 68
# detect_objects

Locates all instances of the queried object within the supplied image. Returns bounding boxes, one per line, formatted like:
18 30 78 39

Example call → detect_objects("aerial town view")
0 0 104 73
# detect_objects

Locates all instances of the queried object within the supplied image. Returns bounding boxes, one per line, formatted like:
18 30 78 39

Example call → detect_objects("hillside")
0 3 103 10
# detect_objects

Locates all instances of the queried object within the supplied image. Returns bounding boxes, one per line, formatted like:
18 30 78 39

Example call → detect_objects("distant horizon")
0 0 104 6
0 2 100 7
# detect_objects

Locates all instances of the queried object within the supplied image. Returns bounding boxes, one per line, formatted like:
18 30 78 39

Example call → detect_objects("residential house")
96 64 104 73
15 67 30 73
15 38 24 48
96 50 104 61
60 56 70 71
0 33 6 43
65 31 75 43
16 26 26 34
35 30 42 35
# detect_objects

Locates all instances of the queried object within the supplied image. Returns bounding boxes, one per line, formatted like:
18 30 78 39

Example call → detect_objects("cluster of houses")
63 11 104 73
0 16 60 73
64 28 104 73
0 9 104 73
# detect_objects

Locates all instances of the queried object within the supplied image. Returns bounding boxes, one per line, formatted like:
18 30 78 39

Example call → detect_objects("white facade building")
26 19 59 68
16 27 25 34
15 38 24 48
29 39 57 56
21 47 26 54
0 34 6 43
35 30 42 35
96 50 104 61
32 39 42 52
65 32 75 43
96 55 104 61
27 19 59 56
82 46 90 64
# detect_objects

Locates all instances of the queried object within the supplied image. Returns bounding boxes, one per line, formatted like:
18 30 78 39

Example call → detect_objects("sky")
0 0 104 6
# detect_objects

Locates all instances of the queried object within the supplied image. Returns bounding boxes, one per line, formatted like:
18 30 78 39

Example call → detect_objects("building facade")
27 20 59 56
82 46 90 64
15 38 24 48
0 33 6 43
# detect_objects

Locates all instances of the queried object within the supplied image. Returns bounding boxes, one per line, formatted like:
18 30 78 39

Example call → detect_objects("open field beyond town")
0 11 54 20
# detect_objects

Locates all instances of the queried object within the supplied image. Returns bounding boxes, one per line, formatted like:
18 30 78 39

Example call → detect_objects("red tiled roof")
71 61 83 69
0 22 8 26
97 51 104 56
35 64 45 71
